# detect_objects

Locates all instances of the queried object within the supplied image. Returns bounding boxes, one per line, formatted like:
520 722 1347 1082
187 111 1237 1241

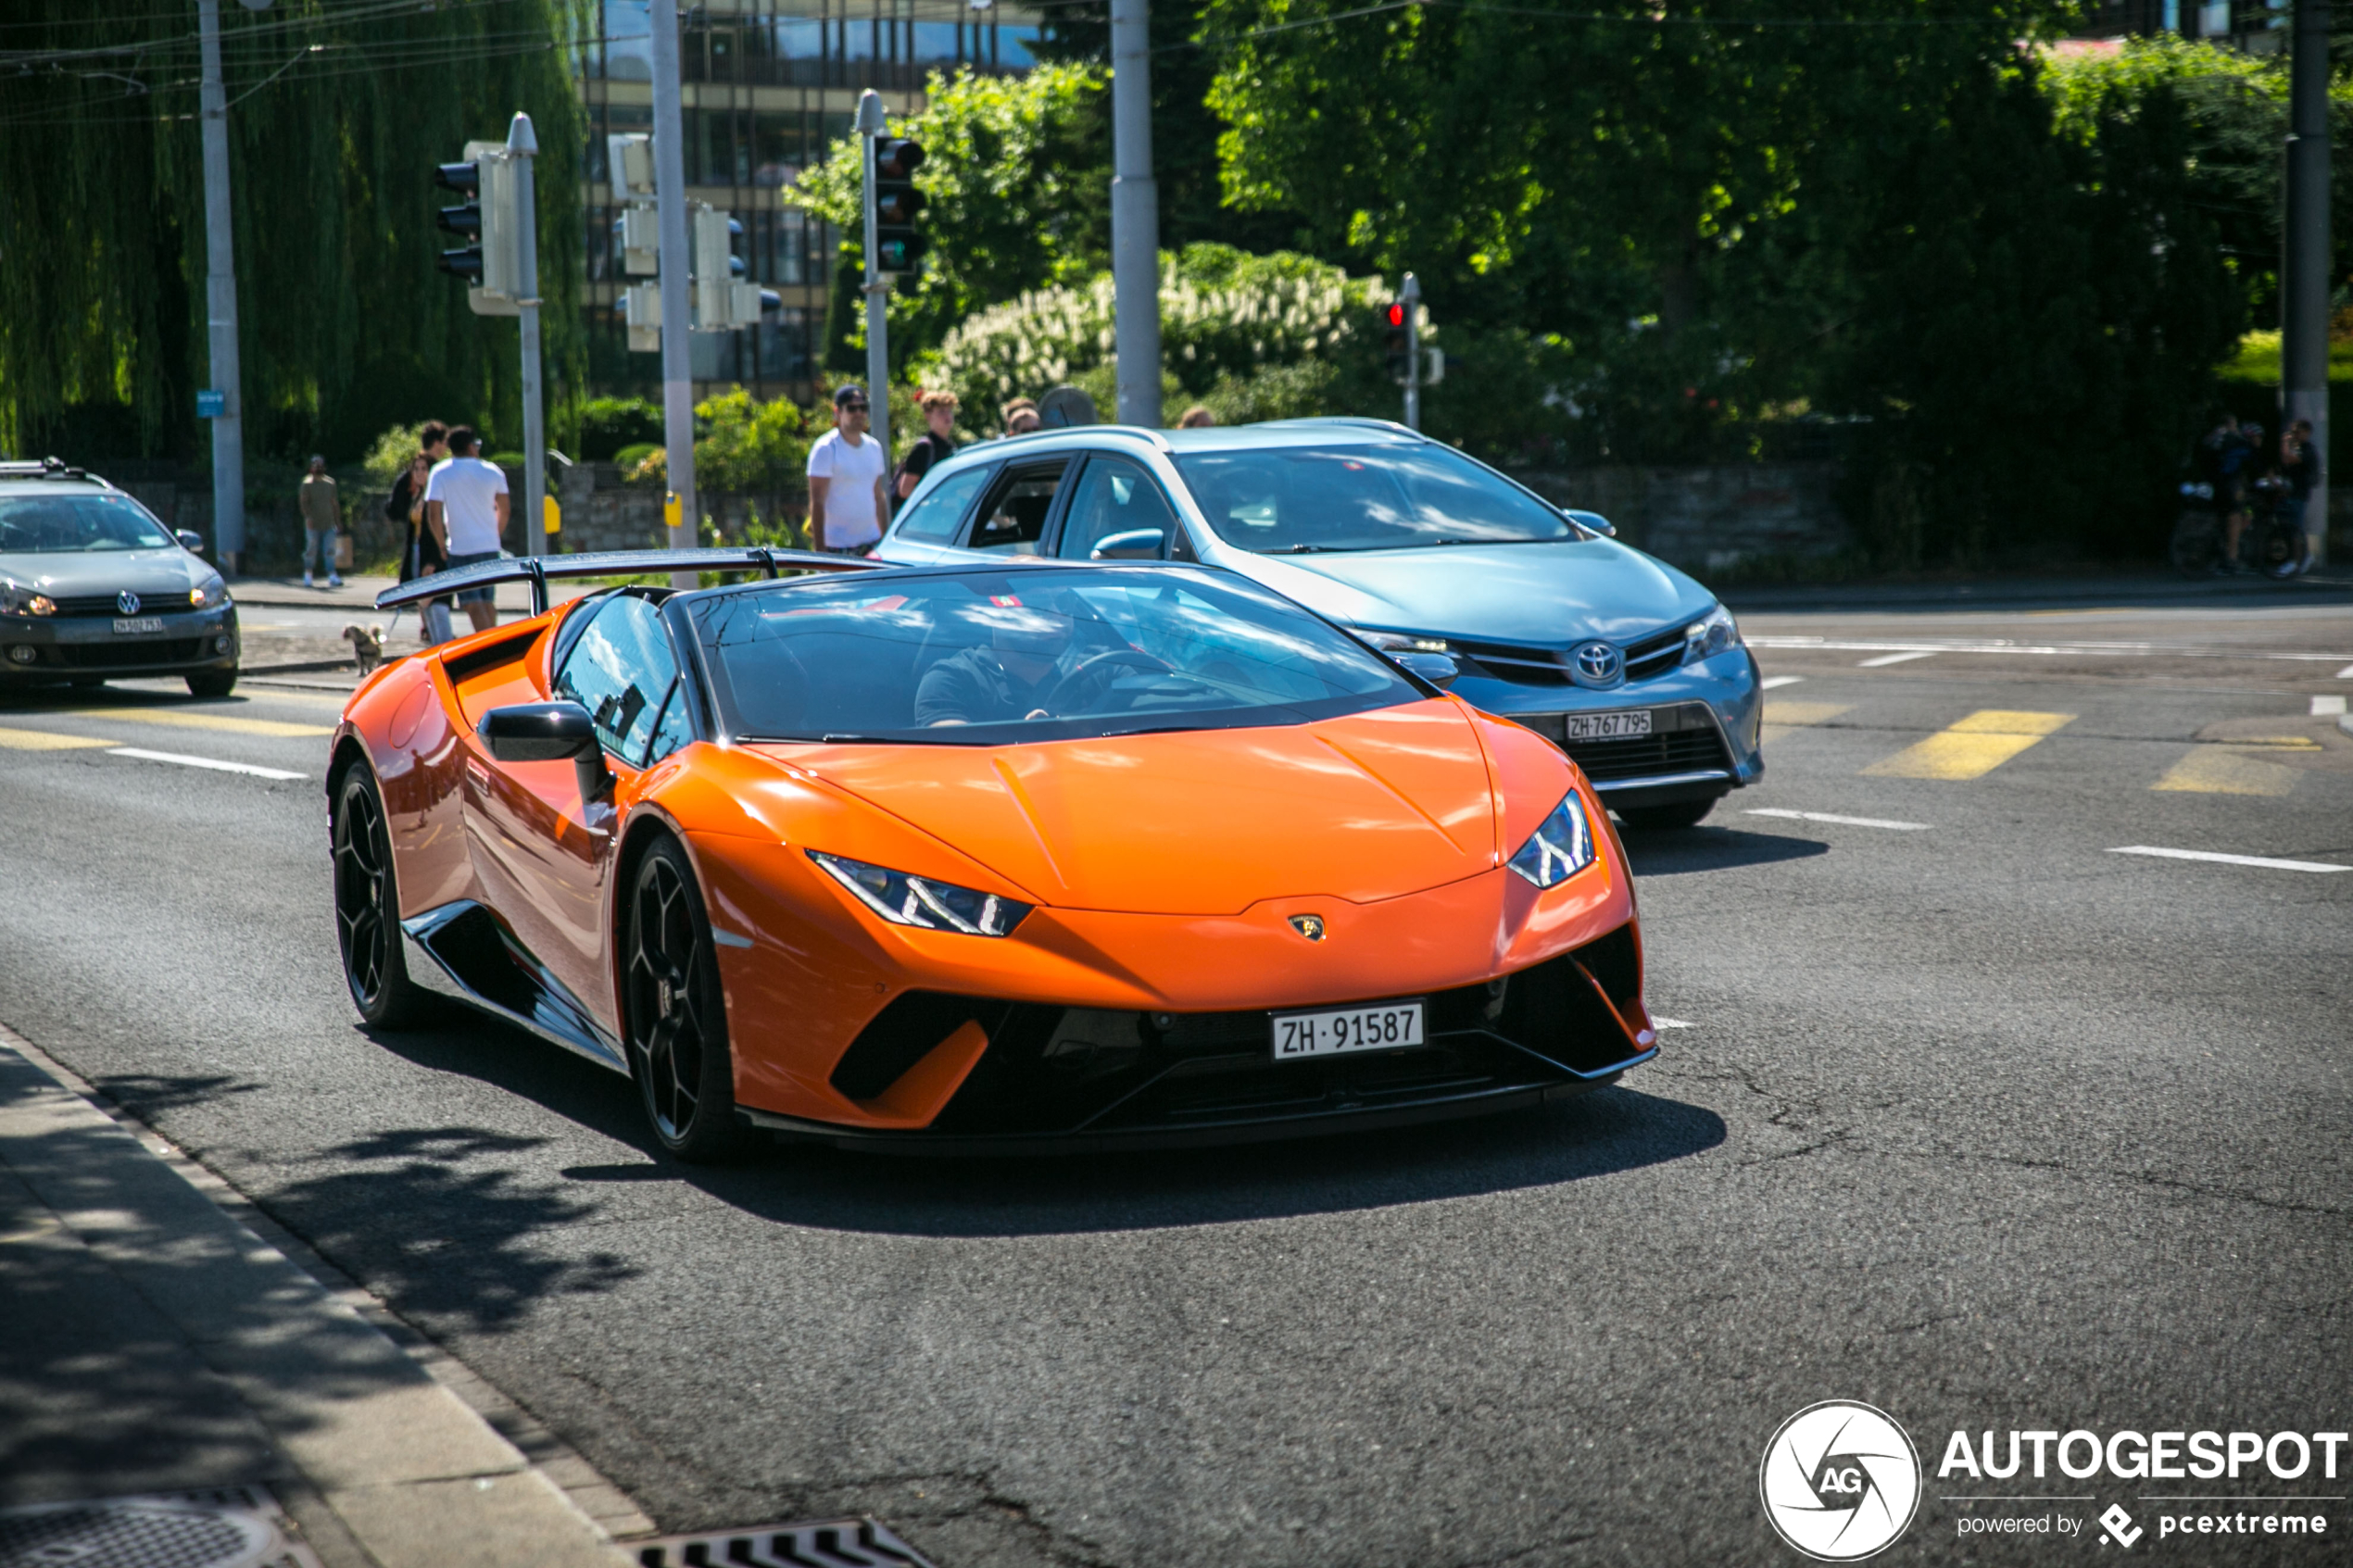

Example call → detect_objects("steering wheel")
1038 647 1173 711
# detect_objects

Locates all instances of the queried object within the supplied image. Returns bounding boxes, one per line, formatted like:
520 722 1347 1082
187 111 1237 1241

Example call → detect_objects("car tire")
623 834 752 1163
1616 797 1717 831
331 762 431 1027
186 670 237 698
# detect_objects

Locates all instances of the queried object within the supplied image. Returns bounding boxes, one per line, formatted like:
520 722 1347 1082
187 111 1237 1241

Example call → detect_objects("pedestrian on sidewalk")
423 426 510 634
385 449 452 645
893 389 960 512
298 456 343 589
804 384 887 554
1178 405 1216 429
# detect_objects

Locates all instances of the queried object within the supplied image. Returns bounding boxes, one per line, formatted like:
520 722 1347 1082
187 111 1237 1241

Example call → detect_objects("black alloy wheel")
623 836 750 1162
332 764 426 1026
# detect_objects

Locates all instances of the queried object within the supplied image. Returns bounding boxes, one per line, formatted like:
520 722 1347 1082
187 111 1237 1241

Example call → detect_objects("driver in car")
916 601 1080 726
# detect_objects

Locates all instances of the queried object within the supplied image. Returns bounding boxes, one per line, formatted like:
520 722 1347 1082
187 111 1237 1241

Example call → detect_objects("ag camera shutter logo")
1760 1400 1922 1561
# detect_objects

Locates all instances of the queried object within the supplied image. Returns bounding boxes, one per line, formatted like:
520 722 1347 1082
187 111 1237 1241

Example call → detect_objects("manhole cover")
0 1487 319 1568
633 1515 935 1568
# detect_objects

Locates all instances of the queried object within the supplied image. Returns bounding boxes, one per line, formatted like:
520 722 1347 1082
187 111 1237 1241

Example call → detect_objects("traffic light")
1383 300 1411 384
872 137 925 272
434 160 483 282
692 207 761 331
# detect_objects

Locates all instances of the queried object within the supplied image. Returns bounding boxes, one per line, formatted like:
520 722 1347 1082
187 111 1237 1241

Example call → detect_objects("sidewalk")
0 1023 641 1568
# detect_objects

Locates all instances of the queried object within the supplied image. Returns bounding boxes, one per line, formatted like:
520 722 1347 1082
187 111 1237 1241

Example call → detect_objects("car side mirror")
481 701 611 798
1392 651 1461 689
1564 508 1615 538
176 530 207 554
1089 527 1165 561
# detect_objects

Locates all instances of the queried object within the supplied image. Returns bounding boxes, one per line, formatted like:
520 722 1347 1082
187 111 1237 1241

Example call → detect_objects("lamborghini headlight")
1506 791 1597 889
809 850 1033 937
1683 603 1739 660
0 581 56 618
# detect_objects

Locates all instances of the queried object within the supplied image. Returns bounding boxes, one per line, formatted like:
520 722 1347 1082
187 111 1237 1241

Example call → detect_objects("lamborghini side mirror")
481 701 611 797
1394 651 1461 689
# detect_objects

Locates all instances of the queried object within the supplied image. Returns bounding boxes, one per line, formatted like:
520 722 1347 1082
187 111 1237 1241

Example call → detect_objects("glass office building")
577 0 1042 400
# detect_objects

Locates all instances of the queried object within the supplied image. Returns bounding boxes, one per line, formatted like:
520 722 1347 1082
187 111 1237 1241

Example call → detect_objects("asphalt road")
2 582 2347 1566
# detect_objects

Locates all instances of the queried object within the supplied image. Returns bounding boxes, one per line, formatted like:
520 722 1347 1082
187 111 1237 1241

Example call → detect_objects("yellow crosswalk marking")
2151 746 2299 796
0 725 116 751
64 708 332 738
1761 701 1853 746
1862 709 2074 781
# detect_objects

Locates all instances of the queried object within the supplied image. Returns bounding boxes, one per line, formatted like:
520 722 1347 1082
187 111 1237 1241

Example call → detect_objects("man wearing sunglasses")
804 383 889 554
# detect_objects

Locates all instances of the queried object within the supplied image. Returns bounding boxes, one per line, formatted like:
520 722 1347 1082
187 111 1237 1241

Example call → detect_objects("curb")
0 1022 645 1568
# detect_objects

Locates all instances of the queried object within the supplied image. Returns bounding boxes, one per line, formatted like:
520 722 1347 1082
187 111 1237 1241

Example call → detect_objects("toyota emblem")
117 591 141 616
1571 640 1622 685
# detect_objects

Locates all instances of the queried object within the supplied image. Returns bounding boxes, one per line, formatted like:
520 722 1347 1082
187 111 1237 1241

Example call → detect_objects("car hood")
771 700 1505 915
1227 538 1710 646
0 547 206 596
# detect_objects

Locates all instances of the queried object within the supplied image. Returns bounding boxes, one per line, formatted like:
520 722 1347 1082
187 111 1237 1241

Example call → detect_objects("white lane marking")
1745 808 1932 831
711 929 754 948
107 747 308 782
2313 695 2347 716
1751 635 2353 666
1857 650 1940 668
2337 663 2353 679
2107 846 2350 874
1758 675 1806 690
1653 1018 1698 1030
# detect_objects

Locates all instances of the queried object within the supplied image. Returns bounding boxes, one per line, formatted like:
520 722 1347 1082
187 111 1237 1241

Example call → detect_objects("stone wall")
1509 462 1854 574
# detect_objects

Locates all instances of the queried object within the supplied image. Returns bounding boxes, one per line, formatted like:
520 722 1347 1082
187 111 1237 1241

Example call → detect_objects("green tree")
790 64 1113 369
0 0 585 464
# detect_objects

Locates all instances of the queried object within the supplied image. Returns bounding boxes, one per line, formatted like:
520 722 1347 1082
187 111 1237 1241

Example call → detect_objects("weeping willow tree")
0 0 585 464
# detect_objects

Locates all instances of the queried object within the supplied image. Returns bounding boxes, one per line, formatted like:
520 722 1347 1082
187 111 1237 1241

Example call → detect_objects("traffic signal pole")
649 0 698 587
508 113 546 560
857 90 891 466
195 0 245 571
1110 0 1162 428
1401 272 1422 432
2283 0 2331 565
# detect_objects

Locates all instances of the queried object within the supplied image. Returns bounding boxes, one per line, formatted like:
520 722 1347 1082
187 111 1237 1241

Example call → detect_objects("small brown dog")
343 623 386 675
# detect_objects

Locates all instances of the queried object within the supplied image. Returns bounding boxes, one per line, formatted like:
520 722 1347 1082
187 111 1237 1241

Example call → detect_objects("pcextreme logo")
1760 1400 1924 1562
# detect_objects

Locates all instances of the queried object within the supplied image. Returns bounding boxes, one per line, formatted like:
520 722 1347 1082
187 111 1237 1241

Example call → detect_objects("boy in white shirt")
804 384 887 553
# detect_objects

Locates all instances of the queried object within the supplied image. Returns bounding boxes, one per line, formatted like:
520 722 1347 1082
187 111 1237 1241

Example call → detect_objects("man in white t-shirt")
804 384 887 553
422 425 511 633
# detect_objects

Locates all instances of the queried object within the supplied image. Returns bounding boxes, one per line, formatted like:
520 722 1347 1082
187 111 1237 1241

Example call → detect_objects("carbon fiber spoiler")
372 547 891 615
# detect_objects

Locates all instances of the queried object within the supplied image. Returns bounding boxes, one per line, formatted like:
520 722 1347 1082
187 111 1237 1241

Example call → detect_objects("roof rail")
374 546 892 616
0 457 94 481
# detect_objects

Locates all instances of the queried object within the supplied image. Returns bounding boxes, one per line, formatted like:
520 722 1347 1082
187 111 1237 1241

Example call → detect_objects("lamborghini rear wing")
372 547 891 616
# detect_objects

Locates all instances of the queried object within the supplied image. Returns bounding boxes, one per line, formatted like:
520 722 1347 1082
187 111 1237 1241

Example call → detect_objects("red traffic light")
1386 302 1406 327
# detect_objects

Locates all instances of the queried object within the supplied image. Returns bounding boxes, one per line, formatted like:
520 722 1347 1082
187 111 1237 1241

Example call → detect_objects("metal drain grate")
0 1486 321 1568
632 1515 937 1568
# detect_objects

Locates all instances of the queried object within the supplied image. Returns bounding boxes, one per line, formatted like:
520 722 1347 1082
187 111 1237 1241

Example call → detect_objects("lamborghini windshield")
692 566 1420 745
1173 443 1576 553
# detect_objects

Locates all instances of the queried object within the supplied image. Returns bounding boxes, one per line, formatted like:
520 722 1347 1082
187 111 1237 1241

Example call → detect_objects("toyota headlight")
193 575 229 609
1358 630 1450 654
810 850 1033 937
1506 791 1597 889
1683 603 1740 660
1 581 57 618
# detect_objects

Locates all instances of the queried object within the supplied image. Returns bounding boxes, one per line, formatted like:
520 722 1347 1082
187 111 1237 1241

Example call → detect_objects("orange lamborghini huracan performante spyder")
331 548 1657 1160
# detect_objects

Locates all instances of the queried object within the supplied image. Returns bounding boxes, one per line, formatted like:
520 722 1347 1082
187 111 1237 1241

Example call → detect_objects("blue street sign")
196 390 225 418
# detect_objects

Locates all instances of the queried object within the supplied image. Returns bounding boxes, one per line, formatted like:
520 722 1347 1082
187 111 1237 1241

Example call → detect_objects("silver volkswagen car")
0 459 239 696
874 418 1762 828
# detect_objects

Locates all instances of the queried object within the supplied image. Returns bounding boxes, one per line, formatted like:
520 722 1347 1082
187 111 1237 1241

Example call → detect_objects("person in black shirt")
894 390 960 513
915 604 1075 726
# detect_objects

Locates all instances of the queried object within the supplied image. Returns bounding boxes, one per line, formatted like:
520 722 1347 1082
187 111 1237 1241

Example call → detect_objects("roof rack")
373 546 892 616
0 457 94 482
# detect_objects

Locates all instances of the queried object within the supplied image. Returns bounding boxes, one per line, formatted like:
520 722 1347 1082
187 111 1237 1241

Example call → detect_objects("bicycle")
2170 481 2309 579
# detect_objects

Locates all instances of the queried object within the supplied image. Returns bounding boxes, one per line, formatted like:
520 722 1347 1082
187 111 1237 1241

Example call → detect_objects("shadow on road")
1623 825 1829 876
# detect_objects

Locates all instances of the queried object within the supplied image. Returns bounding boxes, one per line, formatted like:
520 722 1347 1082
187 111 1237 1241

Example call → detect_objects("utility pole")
649 0 698 586
856 90 891 466
1110 0 1161 428
1401 272 1423 432
2283 0 2331 566
195 0 245 571
508 112 546 560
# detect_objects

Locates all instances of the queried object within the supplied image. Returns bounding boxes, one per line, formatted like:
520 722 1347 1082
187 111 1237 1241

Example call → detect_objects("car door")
876 460 995 564
1052 454 1190 560
463 593 694 1027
